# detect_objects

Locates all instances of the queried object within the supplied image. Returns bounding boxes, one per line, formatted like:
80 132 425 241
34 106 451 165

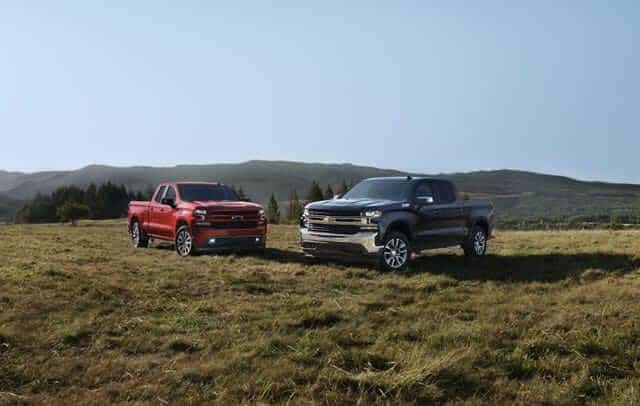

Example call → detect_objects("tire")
175 225 195 257
378 232 411 271
463 225 488 258
130 220 149 248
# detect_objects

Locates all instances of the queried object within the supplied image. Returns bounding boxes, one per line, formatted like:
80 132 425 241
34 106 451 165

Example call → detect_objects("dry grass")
1 221 640 404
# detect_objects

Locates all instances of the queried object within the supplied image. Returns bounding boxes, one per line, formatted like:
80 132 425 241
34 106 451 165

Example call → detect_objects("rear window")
433 181 456 204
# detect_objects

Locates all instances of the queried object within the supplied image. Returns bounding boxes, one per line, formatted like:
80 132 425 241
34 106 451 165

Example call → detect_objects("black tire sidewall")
379 232 411 271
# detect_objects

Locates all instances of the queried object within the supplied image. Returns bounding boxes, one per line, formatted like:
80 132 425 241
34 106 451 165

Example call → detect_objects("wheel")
175 225 195 257
378 232 411 271
130 220 148 248
463 225 488 258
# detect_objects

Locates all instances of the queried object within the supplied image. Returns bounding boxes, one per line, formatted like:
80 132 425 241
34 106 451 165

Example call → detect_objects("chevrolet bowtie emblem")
324 216 334 223
232 215 244 221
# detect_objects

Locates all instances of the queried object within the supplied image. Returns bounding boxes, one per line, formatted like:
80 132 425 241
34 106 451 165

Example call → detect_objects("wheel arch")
175 219 189 233
129 216 140 230
472 218 490 236
383 220 414 242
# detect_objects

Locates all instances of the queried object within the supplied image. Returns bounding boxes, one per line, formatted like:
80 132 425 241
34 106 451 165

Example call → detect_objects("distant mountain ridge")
1 160 640 223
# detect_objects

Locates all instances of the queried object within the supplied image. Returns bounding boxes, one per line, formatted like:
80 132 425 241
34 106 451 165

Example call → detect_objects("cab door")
154 185 177 238
431 181 467 241
148 185 167 237
413 181 446 247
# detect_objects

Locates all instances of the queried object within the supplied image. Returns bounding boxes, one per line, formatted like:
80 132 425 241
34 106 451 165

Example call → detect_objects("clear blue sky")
1 1 638 182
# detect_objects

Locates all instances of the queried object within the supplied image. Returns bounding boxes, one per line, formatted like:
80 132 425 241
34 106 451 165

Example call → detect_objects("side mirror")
417 196 434 204
161 197 176 208
333 193 344 200
240 197 252 202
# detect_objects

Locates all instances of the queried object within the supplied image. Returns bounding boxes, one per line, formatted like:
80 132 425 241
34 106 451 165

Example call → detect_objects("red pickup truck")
128 182 267 256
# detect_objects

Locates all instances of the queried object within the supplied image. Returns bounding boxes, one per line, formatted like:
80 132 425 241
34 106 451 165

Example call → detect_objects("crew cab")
128 182 267 256
300 177 494 271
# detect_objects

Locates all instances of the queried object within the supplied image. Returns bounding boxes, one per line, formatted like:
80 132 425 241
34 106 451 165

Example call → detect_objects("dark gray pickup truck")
300 176 495 271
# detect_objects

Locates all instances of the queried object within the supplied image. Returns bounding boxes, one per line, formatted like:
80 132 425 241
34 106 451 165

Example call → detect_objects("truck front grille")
211 221 259 229
309 209 362 217
208 210 259 218
308 223 363 235
306 211 376 235
203 210 261 229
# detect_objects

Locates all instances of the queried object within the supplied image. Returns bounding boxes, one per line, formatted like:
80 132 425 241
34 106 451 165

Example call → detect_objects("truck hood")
306 198 405 214
190 201 263 212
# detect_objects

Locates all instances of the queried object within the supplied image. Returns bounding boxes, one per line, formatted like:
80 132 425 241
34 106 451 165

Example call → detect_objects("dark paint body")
301 178 494 260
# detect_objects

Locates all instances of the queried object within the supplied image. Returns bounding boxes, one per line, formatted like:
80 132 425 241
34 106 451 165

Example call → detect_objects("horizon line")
1 159 639 187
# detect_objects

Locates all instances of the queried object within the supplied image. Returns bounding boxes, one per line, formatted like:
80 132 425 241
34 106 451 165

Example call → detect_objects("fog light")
255 237 261 242
208 238 216 245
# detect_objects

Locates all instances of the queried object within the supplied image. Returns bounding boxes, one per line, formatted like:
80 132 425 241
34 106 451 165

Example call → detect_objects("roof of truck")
364 176 449 182
161 181 221 185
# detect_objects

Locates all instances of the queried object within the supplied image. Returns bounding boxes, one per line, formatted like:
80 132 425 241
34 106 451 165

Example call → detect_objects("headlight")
363 210 383 219
259 209 266 223
303 208 310 218
194 208 207 222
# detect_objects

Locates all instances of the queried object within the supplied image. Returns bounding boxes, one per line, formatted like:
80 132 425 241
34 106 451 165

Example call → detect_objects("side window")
154 186 167 203
414 182 434 203
433 181 456 204
165 186 176 201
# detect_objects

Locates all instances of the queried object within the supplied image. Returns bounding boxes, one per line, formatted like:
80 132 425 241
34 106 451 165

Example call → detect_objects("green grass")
1 221 640 404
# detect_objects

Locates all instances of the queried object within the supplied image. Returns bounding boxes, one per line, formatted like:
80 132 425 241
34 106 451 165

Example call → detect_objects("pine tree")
84 183 98 219
286 190 303 223
134 191 146 201
57 202 90 226
324 184 335 200
237 186 246 199
337 179 350 195
305 181 324 203
267 193 280 224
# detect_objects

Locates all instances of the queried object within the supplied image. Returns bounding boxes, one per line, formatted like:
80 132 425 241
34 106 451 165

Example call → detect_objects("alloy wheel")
131 222 140 246
383 238 408 270
176 229 193 256
473 230 487 256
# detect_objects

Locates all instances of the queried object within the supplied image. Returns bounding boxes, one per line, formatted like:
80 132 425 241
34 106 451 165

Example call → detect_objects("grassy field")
1 222 640 404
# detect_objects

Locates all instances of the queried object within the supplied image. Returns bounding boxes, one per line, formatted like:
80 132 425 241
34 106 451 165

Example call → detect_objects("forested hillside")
2 161 640 225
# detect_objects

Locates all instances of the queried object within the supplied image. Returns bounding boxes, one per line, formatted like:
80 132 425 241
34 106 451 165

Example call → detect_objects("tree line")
14 179 355 225
266 179 353 224
15 182 152 224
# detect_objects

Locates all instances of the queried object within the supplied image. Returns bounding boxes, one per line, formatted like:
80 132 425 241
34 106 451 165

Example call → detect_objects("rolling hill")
1 160 640 224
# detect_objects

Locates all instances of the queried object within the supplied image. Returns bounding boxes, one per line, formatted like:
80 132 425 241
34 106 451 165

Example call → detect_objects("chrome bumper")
299 228 382 254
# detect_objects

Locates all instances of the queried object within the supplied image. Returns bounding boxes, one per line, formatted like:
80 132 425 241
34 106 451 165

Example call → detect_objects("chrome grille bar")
307 214 363 226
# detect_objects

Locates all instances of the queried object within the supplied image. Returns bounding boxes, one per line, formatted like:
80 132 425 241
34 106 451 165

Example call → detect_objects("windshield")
342 179 410 201
178 184 240 202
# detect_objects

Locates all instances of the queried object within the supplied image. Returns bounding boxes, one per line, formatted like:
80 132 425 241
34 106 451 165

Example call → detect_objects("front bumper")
192 225 267 252
299 228 382 258
197 235 265 252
